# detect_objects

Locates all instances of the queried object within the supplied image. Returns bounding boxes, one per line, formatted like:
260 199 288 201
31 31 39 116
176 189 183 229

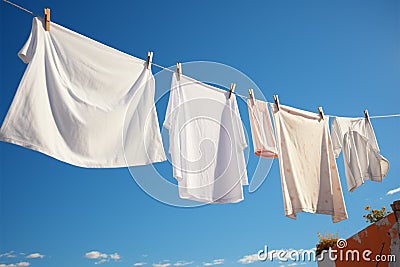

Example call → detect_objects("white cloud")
95 259 107 265
110 253 121 260
153 264 171 267
0 262 30 267
173 261 194 266
26 253 45 259
85 251 102 259
0 252 16 258
387 187 400 196
237 254 259 264
133 262 147 266
287 263 298 266
85 251 121 264
203 259 224 266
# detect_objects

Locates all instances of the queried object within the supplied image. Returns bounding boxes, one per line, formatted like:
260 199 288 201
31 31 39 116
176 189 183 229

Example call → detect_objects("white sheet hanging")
0 17 166 168
164 74 248 204
270 104 348 223
331 117 389 192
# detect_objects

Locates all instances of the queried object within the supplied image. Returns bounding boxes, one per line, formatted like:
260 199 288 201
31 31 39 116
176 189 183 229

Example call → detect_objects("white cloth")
270 104 347 223
247 99 278 158
164 74 248 203
331 117 389 192
0 17 166 168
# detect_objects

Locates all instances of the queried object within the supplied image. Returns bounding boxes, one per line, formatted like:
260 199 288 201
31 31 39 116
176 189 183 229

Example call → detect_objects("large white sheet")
0 17 166 168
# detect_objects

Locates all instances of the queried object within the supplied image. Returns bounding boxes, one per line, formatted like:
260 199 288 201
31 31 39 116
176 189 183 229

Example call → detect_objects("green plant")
363 206 391 223
316 232 338 256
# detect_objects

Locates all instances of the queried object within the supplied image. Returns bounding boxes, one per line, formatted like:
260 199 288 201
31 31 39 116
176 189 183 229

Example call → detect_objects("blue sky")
0 1 399 267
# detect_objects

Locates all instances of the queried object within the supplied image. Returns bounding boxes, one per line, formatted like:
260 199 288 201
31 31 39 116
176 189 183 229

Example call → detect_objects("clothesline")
3 0 400 120
2 0 38 16
0 1 396 215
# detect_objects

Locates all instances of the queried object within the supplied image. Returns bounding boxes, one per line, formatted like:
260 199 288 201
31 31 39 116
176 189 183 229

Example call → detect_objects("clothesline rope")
2 0 38 16
3 0 400 120
370 114 400 119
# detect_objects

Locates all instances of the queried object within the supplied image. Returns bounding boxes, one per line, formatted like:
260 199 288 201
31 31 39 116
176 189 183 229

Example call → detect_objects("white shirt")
331 117 389 192
164 74 248 203
0 17 166 168
271 103 348 223
247 99 278 158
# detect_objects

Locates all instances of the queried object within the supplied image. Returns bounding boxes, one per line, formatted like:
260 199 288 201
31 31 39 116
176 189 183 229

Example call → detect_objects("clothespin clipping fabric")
318 107 324 120
248 89 255 106
273 95 280 110
44 8 50 31
176 63 182 81
146 51 153 70
364 110 370 122
229 83 236 99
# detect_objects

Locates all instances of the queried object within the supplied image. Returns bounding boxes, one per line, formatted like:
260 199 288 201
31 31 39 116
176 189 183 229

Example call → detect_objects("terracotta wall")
334 213 399 267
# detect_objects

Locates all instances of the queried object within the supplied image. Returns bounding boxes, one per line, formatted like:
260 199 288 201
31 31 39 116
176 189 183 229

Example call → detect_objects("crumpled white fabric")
270 103 347 223
164 74 248 204
0 17 166 168
331 117 389 192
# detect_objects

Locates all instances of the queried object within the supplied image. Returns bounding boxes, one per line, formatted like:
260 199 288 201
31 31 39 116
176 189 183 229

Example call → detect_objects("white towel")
331 117 389 192
247 99 278 158
164 74 248 204
271 103 347 223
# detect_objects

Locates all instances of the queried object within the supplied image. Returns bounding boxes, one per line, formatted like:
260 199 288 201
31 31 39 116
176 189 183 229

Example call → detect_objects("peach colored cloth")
247 99 278 158
270 103 348 223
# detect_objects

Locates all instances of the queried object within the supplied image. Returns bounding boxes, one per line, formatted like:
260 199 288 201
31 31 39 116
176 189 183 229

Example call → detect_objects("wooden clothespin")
273 95 280 110
176 62 182 81
364 109 370 122
146 51 153 70
318 106 324 120
229 83 236 100
248 89 255 106
44 8 50 31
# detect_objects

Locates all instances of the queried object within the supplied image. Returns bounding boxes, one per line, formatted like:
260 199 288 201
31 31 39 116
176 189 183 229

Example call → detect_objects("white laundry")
164 74 248 204
331 117 389 192
0 17 166 168
247 99 278 158
270 103 347 223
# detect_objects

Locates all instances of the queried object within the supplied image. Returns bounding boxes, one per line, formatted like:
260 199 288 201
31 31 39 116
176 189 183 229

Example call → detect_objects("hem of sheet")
0 136 167 168
286 208 348 223
175 173 247 203
348 174 388 193
175 177 250 187
178 192 244 204
255 149 279 158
